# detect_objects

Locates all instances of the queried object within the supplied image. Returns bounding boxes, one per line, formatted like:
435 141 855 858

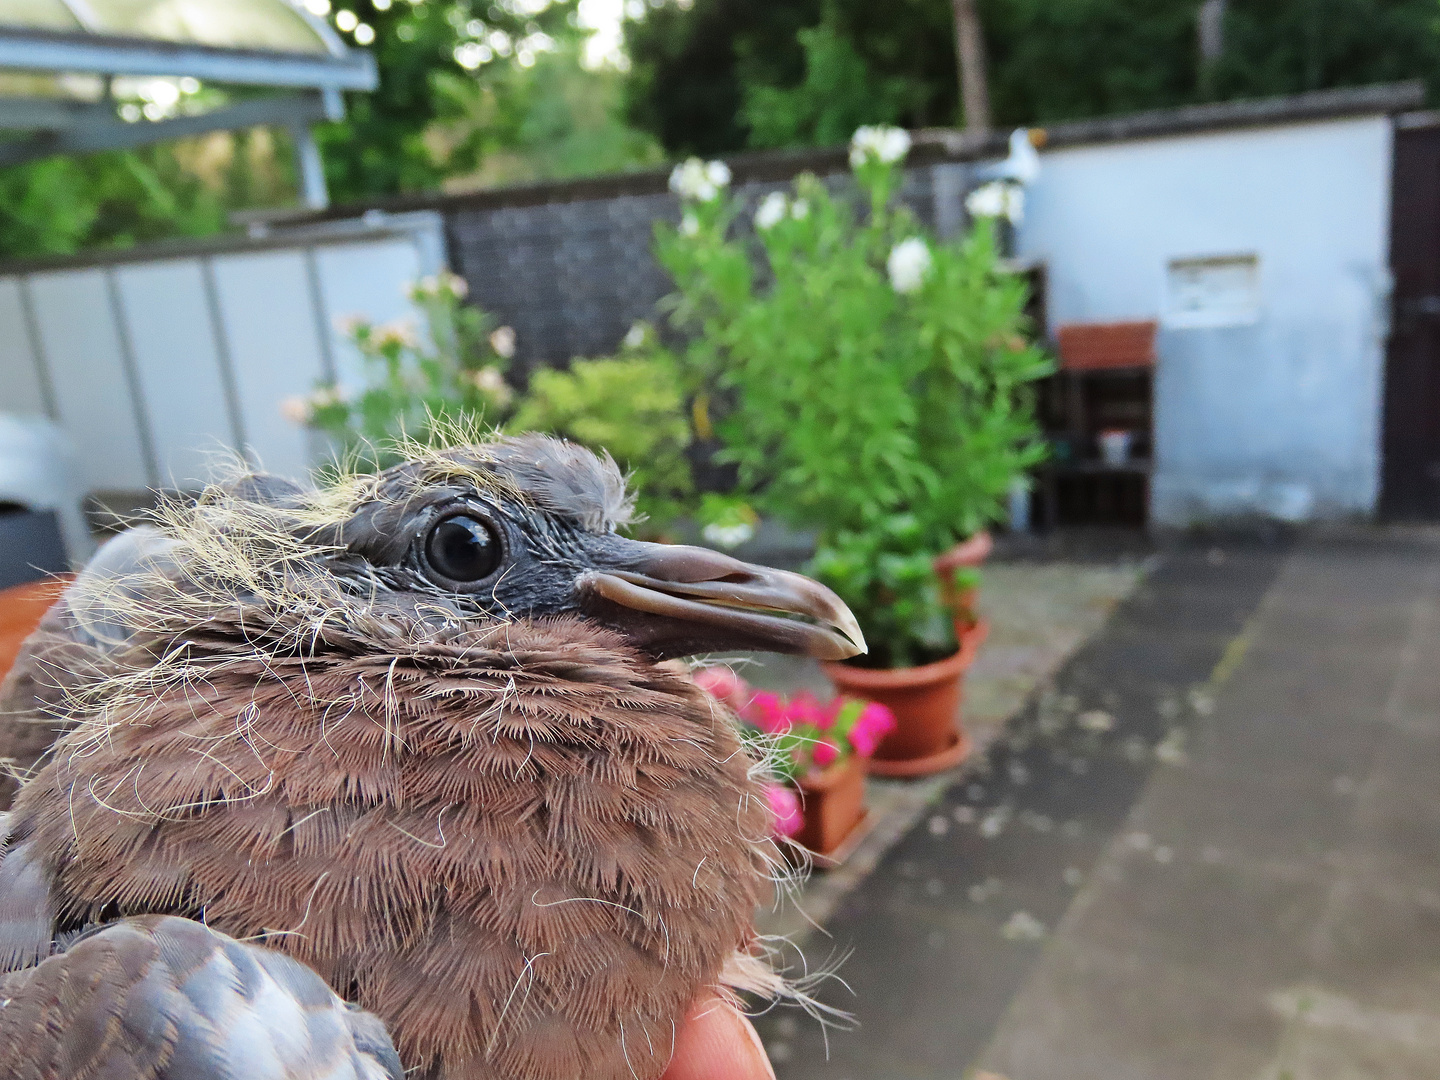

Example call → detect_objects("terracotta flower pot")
792 754 867 857
1055 320 1158 371
934 530 992 635
822 620 987 779
0 577 68 683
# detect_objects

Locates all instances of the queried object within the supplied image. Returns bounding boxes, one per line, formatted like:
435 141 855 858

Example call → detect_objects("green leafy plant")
287 271 515 468
656 128 1050 668
507 325 694 533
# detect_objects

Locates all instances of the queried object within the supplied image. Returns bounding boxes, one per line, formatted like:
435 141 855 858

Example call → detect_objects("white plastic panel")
27 269 151 492
0 278 48 417
312 238 423 393
210 249 328 480
114 259 238 488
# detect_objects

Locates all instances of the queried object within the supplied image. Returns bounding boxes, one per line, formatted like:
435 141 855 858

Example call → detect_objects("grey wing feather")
0 915 404 1080
0 527 180 807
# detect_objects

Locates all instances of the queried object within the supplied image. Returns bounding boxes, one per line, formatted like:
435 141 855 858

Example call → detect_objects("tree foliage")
0 133 290 259
624 0 956 156
624 0 1440 156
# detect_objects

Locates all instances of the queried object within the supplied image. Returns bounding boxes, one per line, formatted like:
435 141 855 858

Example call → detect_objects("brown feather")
6 605 774 1080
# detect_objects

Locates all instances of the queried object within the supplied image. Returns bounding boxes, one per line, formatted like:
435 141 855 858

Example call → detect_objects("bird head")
230 434 865 662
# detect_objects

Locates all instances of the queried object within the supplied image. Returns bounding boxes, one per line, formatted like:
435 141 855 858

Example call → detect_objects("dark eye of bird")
424 513 502 584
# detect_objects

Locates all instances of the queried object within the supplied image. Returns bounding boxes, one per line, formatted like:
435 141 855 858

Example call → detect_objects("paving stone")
972 529 1440 1080
757 536 1291 1079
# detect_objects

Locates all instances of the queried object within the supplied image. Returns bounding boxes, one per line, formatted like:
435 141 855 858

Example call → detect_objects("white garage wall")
1016 116 1394 524
0 212 444 501
209 249 330 481
114 259 241 488
26 268 154 492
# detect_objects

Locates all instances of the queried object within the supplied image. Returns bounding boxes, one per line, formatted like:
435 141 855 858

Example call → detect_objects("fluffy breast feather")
6 609 776 1080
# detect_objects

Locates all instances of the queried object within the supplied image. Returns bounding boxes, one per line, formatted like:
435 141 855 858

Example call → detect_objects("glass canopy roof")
0 0 374 204
0 0 333 55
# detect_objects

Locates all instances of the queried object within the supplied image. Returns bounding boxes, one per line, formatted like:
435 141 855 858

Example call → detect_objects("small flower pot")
1055 320 1158 370
792 753 868 857
0 577 68 683
934 530 992 636
822 621 987 779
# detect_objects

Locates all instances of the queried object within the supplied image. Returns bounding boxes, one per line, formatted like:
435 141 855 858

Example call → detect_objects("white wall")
0 214 444 524
1016 116 1394 524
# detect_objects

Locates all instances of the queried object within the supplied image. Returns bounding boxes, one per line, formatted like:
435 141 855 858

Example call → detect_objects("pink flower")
692 666 749 706
766 783 803 838
786 691 826 730
743 691 790 734
811 739 839 769
849 702 897 758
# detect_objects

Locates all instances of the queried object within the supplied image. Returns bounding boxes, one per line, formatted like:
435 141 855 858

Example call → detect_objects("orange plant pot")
0 577 69 684
1055 320 1158 370
821 620 987 779
792 754 867 856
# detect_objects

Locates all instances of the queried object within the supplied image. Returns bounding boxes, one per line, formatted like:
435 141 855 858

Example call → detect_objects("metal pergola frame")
0 16 378 208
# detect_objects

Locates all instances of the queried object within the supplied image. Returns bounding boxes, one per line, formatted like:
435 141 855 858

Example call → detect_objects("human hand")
662 995 777 1080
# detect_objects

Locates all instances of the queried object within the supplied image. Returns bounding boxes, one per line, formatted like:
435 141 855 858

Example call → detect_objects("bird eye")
424 513 502 584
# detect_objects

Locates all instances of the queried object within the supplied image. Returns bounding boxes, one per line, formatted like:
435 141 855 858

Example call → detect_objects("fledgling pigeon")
0 434 864 1080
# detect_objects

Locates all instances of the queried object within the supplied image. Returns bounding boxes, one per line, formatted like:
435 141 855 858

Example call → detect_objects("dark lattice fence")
442 160 974 374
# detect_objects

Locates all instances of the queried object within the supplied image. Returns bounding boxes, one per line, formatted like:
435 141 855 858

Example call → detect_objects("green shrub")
657 130 1051 667
508 329 694 533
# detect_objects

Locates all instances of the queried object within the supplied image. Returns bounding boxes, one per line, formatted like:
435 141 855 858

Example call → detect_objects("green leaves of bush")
657 138 1050 666
509 348 694 532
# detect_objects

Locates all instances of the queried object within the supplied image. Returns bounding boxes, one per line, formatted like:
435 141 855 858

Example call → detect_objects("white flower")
702 522 755 549
1005 186 1026 224
335 313 368 337
468 365 512 407
279 395 313 425
679 213 700 237
669 157 730 202
965 180 1026 224
887 237 932 294
790 198 809 220
754 192 788 231
623 322 648 349
310 384 348 409
442 270 469 299
849 124 911 168
489 325 516 359
372 319 420 350
411 271 469 300
705 159 731 189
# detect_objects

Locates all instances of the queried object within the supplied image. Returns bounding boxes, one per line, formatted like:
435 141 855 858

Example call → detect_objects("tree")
314 0 585 201
952 0 992 134
622 0 1440 156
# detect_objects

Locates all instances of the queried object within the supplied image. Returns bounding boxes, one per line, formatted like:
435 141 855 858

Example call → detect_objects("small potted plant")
693 667 895 859
659 127 1050 777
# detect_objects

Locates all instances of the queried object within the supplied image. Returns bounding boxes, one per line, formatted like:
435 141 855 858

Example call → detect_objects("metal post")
291 123 329 210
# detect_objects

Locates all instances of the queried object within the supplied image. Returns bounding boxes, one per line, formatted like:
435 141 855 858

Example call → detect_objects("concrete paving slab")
756 536 1291 1079
974 529 1440 1080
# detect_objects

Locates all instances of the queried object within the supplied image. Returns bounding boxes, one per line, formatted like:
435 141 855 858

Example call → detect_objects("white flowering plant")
655 126 1051 669
287 271 517 469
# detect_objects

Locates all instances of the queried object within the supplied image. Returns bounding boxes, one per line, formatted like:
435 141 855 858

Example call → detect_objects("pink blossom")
811 739 839 769
849 702 897 757
692 666 749 706
766 783 803 838
786 691 826 730
743 691 790 734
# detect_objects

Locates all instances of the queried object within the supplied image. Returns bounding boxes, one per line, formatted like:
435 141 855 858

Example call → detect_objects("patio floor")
749 528 1440 1080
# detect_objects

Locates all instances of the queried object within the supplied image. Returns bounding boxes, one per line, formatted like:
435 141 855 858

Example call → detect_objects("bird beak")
576 539 866 661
